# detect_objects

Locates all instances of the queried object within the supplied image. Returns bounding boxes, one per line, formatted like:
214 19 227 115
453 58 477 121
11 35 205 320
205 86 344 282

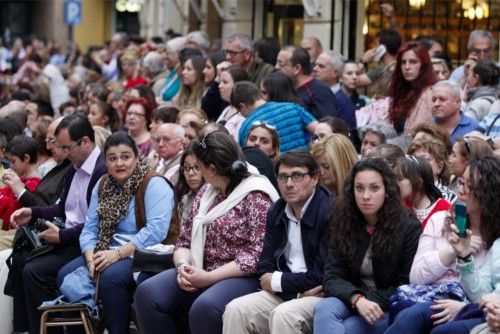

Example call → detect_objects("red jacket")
0 176 41 230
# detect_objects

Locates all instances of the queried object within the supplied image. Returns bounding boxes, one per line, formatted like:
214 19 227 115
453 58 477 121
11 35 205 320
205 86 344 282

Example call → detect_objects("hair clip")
405 155 419 164
198 137 207 149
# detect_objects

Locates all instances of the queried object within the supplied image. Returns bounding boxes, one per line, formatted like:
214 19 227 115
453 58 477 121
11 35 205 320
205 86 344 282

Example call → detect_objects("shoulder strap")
486 113 500 136
98 174 108 198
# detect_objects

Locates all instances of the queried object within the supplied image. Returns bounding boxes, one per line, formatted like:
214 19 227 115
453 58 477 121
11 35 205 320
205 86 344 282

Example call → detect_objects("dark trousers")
134 268 260 334
22 245 81 334
58 255 136 334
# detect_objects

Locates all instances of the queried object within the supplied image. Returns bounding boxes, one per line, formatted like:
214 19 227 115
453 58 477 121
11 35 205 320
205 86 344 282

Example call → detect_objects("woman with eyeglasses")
310 133 358 195
175 141 205 226
125 97 155 157
135 131 279 334
388 41 437 134
313 158 422 333
57 132 175 333
244 121 280 161
386 157 499 334
449 138 493 193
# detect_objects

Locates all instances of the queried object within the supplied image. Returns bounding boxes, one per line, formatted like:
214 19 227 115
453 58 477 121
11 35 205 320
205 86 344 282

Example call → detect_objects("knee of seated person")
314 297 344 318
189 295 220 320
224 296 250 316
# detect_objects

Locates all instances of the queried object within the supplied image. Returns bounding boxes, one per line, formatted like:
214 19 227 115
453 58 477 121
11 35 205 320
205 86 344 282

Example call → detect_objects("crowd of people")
0 16 499 334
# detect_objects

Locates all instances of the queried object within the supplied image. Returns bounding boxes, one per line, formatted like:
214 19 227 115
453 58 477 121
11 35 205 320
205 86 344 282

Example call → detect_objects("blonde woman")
310 133 358 194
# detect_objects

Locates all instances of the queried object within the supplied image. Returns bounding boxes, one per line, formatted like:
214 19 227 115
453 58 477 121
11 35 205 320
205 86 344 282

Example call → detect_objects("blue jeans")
430 318 485 334
58 255 136 334
384 302 434 334
314 297 389 334
134 268 260 334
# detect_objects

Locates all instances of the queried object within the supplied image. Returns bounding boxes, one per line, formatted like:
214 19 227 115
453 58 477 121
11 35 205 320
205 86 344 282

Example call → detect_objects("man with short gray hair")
431 80 478 143
224 33 274 86
449 30 496 83
153 123 185 184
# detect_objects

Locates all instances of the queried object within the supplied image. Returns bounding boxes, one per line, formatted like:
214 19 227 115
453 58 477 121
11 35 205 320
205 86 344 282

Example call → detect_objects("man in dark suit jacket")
10 114 107 334
223 151 335 334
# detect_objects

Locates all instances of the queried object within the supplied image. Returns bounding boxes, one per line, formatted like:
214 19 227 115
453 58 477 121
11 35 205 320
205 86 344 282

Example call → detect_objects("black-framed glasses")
59 137 84 152
223 49 248 57
277 172 310 183
181 165 201 174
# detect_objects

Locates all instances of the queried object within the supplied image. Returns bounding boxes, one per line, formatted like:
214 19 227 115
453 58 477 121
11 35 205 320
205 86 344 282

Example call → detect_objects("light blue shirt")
458 238 500 302
80 176 174 252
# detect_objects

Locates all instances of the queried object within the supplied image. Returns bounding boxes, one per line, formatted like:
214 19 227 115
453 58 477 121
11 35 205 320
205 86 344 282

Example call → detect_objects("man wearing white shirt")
223 151 335 334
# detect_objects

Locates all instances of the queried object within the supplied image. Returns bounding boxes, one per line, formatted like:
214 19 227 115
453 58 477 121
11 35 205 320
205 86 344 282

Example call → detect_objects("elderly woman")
125 97 155 156
135 131 279 334
57 132 175 333
359 122 397 157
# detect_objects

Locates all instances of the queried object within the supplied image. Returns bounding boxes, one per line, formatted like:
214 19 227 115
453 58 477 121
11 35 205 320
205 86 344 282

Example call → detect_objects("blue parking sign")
64 0 82 25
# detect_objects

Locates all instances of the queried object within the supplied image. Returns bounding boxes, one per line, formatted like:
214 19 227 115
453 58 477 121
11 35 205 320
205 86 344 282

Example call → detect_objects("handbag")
131 249 175 273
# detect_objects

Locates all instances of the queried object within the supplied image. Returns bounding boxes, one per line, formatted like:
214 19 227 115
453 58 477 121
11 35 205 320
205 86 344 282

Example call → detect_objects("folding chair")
38 271 101 334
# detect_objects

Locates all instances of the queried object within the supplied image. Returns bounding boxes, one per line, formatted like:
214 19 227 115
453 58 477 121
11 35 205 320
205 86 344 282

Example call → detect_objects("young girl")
0 136 41 231
244 121 280 161
88 101 119 132
394 156 451 229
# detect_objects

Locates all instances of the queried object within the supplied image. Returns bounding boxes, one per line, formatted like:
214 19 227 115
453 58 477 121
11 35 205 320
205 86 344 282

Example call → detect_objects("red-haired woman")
124 97 155 156
388 42 437 134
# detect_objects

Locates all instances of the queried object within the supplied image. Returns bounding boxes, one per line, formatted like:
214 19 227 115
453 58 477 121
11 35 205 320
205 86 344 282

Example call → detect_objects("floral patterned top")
176 184 272 273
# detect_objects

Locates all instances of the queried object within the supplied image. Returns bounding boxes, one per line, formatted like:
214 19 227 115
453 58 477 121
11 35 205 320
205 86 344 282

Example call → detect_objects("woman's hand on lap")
356 298 384 325
430 299 465 325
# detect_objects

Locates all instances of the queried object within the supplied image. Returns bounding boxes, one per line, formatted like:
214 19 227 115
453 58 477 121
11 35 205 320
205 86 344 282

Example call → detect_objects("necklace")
366 223 376 235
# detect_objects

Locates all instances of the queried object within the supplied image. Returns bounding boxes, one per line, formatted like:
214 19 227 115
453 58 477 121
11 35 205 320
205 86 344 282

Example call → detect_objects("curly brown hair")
330 158 407 262
469 156 500 249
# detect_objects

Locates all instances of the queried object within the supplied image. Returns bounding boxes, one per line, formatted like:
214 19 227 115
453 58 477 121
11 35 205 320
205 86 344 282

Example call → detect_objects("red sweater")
0 176 41 230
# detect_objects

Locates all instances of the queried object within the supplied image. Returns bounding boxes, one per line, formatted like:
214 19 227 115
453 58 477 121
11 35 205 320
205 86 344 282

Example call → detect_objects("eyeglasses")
126 111 146 117
44 137 57 145
223 49 248 57
276 60 291 68
251 121 277 131
154 136 179 144
181 165 201 174
277 172 310 183
470 47 492 55
59 137 84 152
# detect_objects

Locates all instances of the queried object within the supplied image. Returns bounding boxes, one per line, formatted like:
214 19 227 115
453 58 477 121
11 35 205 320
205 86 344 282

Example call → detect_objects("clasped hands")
177 264 214 292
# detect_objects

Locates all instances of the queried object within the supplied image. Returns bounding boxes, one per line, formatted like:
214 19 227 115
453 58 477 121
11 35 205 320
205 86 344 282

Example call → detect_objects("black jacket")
257 186 335 300
323 213 422 309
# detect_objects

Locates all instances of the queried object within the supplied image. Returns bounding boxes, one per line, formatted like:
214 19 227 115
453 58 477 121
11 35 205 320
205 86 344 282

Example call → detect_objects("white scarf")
190 174 280 268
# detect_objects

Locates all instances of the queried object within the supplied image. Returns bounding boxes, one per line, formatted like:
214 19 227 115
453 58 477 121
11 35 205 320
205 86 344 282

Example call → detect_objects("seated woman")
311 116 351 144
125 97 156 156
394 156 451 229
384 157 493 334
134 131 279 334
448 137 493 193
310 133 358 195
57 132 175 333
408 138 457 204
359 122 397 157
430 156 500 334
313 158 422 334
175 141 205 226
244 121 280 162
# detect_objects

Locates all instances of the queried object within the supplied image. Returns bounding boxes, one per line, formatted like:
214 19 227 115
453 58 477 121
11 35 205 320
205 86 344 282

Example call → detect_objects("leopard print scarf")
95 156 150 251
